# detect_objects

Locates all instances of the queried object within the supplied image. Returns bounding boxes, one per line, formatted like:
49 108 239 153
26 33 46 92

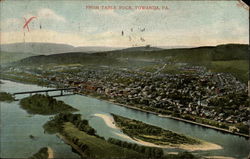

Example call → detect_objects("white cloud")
37 8 66 22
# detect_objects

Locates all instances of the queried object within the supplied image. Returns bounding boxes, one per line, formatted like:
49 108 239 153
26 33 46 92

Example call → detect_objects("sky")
0 0 249 47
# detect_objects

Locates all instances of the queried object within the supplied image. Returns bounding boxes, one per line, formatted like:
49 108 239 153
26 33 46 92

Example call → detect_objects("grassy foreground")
62 122 146 159
43 113 146 158
44 113 198 158
20 94 78 115
112 114 201 146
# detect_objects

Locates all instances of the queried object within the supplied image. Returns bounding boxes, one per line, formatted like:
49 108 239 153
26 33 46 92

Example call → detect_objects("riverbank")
93 113 118 129
86 93 249 139
160 115 250 138
134 138 222 151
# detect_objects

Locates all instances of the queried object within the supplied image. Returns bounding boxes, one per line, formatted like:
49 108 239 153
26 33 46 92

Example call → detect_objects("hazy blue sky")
0 0 248 47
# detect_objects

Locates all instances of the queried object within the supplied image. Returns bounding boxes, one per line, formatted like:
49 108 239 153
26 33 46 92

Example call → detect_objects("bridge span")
12 87 77 96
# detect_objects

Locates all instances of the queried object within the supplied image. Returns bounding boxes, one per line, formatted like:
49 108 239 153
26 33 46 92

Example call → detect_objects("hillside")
4 43 248 67
104 44 248 62
1 43 74 54
15 43 248 65
0 42 123 55
15 52 121 66
11 43 249 82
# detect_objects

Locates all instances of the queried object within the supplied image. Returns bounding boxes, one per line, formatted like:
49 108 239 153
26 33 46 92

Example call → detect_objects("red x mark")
23 16 37 32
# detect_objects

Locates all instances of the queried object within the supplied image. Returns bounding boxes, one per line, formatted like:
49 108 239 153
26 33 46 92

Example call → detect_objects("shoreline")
93 113 222 151
93 113 118 129
134 137 222 151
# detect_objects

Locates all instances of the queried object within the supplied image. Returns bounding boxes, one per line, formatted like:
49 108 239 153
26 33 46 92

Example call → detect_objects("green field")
209 60 248 83
62 122 146 159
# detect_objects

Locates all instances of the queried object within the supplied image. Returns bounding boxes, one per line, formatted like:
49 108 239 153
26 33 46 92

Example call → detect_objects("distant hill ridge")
13 43 248 66
120 45 162 52
0 42 124 54
1 42 191 55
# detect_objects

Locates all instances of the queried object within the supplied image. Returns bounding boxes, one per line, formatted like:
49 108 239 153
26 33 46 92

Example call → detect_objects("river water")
0 80 249 159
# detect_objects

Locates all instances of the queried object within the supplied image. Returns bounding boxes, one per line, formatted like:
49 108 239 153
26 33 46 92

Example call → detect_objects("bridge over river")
12 87 77 97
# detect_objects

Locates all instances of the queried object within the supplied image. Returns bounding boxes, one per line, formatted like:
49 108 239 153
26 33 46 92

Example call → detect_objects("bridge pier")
60 90 63 96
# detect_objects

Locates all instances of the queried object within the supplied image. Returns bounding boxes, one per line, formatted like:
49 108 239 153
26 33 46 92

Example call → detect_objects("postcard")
0 0 249 159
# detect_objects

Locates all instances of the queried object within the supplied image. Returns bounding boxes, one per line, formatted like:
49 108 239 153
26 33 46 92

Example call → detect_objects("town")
3 62 249 135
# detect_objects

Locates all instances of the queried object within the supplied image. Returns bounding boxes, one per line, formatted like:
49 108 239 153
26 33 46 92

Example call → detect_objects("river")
0 80 249 159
